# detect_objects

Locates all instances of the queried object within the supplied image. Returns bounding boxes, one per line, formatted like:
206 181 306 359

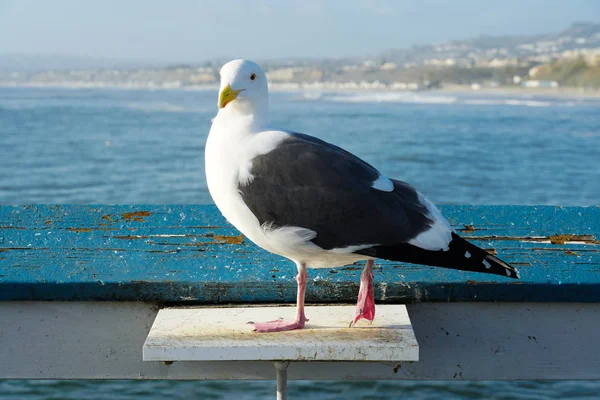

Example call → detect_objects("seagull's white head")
217 59 268 117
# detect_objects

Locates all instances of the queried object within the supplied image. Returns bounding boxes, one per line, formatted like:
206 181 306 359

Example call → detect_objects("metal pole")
274 361 289 400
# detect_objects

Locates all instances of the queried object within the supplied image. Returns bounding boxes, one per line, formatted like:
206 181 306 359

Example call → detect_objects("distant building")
379 62 397 71
390 82 408 90
521 80 559 88
265 68 295 82
362 60 377 70
528 66 541 78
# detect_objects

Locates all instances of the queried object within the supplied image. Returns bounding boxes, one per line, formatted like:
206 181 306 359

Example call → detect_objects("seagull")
205 59 519 333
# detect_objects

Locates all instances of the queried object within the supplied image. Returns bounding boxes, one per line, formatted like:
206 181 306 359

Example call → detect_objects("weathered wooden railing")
1 204 599 381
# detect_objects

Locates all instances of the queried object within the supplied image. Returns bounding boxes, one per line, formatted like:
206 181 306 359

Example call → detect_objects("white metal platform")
143 305 419 362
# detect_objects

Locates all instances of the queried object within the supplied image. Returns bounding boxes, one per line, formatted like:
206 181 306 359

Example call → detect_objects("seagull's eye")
250 73 256 81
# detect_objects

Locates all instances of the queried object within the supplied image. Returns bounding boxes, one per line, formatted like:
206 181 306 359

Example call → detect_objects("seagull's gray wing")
237 132 434 250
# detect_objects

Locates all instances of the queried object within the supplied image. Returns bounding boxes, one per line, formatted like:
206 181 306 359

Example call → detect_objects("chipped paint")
121 211 152 222
213 235 244 245
380 282 388 301
549 234 598 245
460 224 476 232
466 234 599 245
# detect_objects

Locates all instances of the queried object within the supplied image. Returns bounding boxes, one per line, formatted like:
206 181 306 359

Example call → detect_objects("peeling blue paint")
0 205 599 302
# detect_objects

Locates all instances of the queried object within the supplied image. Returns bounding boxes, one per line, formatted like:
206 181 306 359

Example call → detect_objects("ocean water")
1 87 599 205
1 87 600 399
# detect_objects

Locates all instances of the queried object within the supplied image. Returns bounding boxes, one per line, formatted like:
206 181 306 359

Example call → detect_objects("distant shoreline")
437 84 600 99
1 81 599 99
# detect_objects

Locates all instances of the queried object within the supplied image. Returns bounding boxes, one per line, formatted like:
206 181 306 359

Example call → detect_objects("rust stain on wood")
44 220 52 225
484 248 498 255
460 224 477 232
212 235 244 245
183 243 204 247
66 228 93 233
465 234 599 245
121 211 152 222
548 234 597 245
102 215 114 222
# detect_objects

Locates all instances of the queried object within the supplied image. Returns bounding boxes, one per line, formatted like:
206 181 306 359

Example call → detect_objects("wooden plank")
2 301 600 380
143 305 418 362
1 204 599 302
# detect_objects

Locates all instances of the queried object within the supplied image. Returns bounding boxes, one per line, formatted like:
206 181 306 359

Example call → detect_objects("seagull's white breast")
205 121 272 243
205 120 297 254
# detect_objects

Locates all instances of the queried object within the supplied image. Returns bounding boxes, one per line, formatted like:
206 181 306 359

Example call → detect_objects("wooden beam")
1 205 599 302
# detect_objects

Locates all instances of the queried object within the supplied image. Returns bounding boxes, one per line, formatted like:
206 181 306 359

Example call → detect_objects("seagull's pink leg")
253 263 309 333
352 259 376 326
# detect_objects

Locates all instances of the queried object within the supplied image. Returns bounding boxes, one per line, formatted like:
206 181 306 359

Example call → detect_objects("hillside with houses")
1 22 599 91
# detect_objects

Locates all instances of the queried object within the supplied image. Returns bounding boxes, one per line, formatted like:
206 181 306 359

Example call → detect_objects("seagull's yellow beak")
218 84 242 109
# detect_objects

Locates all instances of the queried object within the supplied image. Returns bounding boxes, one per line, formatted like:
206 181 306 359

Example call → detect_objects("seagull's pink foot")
352 259 376 326
252 315 308 333
253 264 309 333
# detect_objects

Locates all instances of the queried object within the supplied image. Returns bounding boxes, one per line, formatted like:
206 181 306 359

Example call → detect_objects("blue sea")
1 86 599 399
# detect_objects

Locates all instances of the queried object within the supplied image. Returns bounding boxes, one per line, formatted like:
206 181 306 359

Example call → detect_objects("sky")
0 0 599 63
